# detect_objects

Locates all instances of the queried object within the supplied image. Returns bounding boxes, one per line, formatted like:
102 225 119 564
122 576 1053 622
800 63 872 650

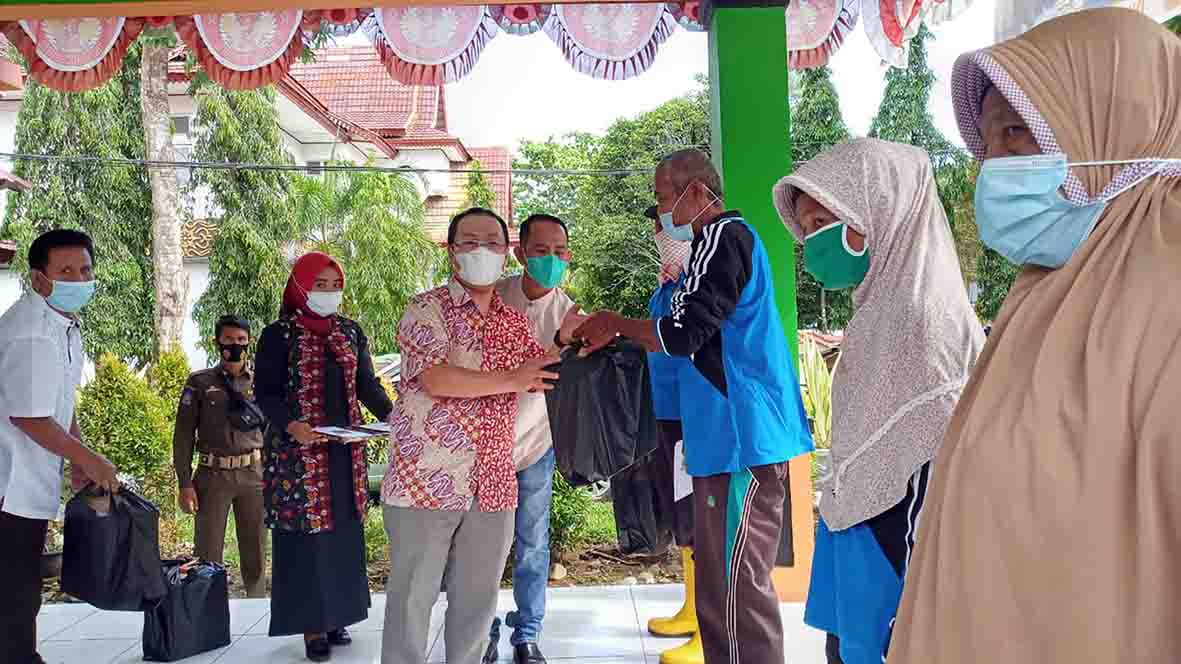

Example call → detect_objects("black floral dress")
254 317 392 636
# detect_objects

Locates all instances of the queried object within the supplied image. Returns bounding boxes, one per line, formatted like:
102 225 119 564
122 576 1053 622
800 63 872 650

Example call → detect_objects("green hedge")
77 353 178 542
549 471 593 555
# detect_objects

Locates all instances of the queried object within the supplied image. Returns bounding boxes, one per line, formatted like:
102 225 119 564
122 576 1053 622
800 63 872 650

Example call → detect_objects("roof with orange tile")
287 47 442 138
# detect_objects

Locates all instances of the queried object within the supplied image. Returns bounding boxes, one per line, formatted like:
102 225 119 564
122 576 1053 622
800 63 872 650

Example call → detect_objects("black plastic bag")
545 340 659 487
609 455 671 556
61 485 166 611
143 560 232 662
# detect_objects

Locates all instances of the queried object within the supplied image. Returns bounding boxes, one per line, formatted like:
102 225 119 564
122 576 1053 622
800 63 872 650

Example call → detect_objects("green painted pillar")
708 5 798 359
708 3 812 601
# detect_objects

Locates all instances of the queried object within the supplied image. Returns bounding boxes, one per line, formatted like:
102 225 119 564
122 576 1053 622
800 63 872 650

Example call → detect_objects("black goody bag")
143 560 232 662
61 485 167 611
609 456 670 556
545 339 659 486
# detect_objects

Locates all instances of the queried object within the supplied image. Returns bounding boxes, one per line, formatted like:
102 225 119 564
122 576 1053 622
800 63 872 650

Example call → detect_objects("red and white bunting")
175 11 305 89
546 3 676 80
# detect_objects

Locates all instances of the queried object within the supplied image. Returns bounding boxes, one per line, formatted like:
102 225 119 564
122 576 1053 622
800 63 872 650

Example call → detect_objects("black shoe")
513 643 547 664
305 638 331 662
326 628 352 646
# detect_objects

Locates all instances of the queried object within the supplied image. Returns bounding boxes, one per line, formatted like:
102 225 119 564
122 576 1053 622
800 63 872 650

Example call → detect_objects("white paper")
314 426 373 441
673 440 693 503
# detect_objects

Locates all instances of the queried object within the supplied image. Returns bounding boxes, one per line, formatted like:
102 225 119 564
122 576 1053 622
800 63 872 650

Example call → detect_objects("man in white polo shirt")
485 213 583 664
0 229 119 664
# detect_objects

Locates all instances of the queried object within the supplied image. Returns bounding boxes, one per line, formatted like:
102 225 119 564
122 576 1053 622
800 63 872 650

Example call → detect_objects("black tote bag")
545 339 659 487
60 485 167 611
143 559 232 662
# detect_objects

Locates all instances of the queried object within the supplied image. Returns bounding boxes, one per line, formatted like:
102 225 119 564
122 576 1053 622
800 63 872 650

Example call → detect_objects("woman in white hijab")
773 138 984 664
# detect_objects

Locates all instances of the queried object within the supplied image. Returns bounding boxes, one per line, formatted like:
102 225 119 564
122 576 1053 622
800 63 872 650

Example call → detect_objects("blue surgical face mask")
43 276 96 313
975 155 1168 268
659 182 719 243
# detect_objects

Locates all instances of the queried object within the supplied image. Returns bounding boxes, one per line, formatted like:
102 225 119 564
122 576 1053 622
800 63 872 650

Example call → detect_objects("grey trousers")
381 504 514 664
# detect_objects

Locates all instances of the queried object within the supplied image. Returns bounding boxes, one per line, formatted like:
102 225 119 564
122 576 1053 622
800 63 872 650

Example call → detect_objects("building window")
172 115 193 137
175 144 193 189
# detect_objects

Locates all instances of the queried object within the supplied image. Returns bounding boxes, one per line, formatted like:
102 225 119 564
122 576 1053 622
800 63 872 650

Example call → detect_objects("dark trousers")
649 421 695 547
693 463 789 664
192 464 267 598
0 510 49 664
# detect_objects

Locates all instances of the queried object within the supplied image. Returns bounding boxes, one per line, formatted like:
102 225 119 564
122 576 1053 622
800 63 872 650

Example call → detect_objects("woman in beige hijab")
889 8 1181 664
773 138 983 664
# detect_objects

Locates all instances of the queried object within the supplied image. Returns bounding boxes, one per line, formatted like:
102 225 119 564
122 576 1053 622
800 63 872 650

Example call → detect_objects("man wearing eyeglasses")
482 213 584 664
380 208 581 664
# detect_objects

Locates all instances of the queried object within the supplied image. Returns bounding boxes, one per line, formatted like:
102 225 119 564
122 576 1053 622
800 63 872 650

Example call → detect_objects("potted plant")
800 338 836 507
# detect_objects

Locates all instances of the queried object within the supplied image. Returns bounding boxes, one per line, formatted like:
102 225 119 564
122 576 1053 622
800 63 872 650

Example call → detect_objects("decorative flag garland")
0 1 1000 92
369 5 498 85
3 16 143 92
546 3 677 80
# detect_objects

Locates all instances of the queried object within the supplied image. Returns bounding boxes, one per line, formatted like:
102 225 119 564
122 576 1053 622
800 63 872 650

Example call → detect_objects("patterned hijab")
773 138 984 531
889 10 1181 664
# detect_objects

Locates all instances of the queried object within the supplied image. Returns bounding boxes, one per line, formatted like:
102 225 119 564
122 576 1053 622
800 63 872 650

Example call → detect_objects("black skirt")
268 442 370 636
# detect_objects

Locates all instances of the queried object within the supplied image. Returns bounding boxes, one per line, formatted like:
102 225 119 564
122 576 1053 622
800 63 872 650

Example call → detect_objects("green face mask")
804 223 870 290
526 254 568 289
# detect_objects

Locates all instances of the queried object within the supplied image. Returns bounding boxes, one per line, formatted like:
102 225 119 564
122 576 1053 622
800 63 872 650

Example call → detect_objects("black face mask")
219 343 248 363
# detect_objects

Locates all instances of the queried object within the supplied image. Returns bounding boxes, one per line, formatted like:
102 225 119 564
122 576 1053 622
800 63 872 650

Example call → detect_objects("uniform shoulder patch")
181 387 195 406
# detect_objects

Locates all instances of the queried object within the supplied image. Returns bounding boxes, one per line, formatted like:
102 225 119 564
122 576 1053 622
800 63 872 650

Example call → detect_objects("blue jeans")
502 447 555 645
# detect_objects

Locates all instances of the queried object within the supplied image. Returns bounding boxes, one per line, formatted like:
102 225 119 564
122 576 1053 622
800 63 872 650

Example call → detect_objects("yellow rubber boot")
658 632 704 664
648 548 698 638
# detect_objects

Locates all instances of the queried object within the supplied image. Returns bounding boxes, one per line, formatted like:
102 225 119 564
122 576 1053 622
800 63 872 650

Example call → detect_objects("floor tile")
229 598 271 635
38 638 138 664
37 603 99 642
66 609 147 640
224 632 381 664
109 639 234 664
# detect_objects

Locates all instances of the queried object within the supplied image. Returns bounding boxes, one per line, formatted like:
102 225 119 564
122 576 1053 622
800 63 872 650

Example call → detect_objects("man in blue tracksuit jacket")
576 149 813 664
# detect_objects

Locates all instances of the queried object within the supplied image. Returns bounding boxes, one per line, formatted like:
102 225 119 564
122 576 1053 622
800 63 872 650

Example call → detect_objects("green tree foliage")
461 159 498 210
870 24 983 311
289 165 444 354
975 248 1021 321
791 67 854 331
190 86 295 361
568 214 661 318
564 80 710 316
1 47 156 364
583 82 710 220
513 132 601 222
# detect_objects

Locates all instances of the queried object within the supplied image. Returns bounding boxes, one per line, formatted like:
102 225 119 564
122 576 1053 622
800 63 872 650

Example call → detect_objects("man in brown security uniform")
173 315 267 598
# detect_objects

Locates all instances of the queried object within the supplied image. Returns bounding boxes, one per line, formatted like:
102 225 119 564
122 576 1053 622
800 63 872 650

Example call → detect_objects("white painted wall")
0 267 20 314
0 100 22 220
180 261 212 370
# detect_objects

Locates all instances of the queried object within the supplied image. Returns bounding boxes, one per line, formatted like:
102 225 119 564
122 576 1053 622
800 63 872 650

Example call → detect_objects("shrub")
149 346 191 411
549 471 593 556
77 353 179 544
578 500 617 547
363 509 387 563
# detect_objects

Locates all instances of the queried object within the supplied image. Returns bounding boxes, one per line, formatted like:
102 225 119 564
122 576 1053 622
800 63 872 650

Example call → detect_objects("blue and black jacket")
651 212 813 476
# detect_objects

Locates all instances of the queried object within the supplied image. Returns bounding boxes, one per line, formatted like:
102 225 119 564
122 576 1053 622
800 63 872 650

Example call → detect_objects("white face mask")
454 247 505 287
306 290 343 317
